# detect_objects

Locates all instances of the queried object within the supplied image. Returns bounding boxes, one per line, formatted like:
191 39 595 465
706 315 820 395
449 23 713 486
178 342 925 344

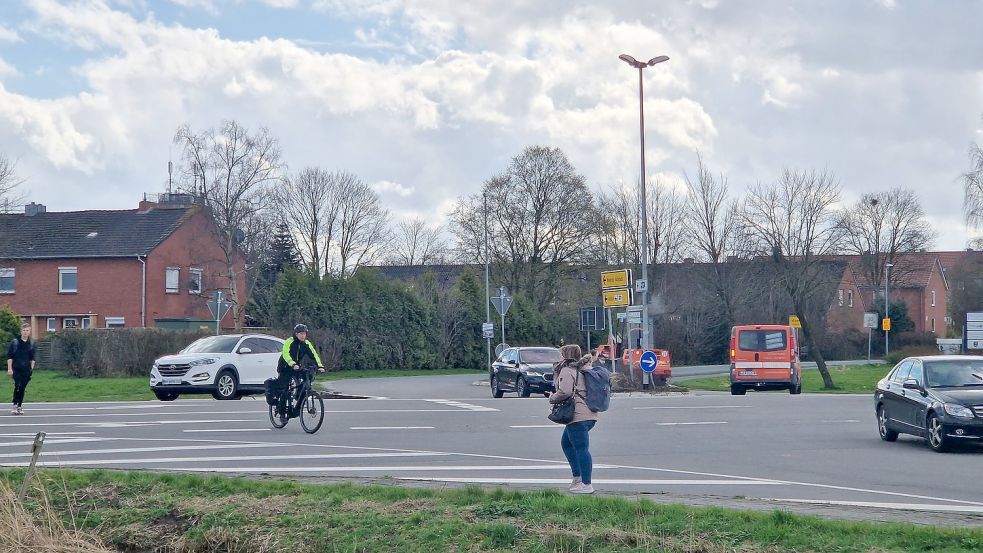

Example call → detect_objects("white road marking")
425 400 498 412
2 411 260 418
654 422 728 426
399 478 785 486
349 426 435 430
170 464 589 473
0 438 108 448
2 452 451 467
183 429 270 433
632 406 751 410
0 442 282 459
768 499 983 514
509 425 558 429
22 405 167 412
0 419 260 428
0 432 96 436
820 419 861 423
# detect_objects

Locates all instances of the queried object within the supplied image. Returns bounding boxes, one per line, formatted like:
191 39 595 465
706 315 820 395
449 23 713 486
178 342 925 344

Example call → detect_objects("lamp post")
619 53 669 351
885 262 894 356
484 191 492 370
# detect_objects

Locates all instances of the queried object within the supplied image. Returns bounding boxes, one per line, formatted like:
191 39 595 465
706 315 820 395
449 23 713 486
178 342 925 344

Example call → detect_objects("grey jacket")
549 355 598 424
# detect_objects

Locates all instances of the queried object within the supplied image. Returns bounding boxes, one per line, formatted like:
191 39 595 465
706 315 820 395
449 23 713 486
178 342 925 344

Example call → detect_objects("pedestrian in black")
7 323 36 415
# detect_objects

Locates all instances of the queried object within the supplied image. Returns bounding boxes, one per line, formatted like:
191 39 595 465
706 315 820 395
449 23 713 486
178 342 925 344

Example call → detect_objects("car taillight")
730 349 736 360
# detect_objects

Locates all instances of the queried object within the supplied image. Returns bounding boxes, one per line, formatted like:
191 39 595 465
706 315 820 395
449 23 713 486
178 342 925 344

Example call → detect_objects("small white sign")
481 322 494 339
635 279 648 292
967 312 983 322
863 312 879 329
967 339 983 350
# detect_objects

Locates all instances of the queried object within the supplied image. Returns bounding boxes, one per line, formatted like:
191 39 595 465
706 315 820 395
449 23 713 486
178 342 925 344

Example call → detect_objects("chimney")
683 258 695 264
24 202 46 216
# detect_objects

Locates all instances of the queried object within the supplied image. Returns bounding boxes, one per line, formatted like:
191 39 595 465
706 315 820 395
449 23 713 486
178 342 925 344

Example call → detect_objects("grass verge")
0 369 483 403
680 363 891 394
2 469 982 552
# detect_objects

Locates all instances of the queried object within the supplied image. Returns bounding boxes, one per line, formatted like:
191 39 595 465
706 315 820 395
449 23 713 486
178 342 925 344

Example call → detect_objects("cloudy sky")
1 0 982 249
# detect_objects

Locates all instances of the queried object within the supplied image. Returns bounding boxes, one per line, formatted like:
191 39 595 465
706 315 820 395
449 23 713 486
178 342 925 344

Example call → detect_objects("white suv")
149 334 285 401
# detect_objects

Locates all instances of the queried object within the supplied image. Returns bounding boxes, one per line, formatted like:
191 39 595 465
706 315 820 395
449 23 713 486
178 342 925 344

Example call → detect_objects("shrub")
0 305 19 365
884 345 942 366
47 329 210 377
815 329 868 360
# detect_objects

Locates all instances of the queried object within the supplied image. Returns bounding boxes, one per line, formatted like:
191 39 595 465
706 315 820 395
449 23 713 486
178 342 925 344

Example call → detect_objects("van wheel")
730 385 746 396
789 381 802 395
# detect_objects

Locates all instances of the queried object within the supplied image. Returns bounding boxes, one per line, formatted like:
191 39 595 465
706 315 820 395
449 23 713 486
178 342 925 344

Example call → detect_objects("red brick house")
0 195 244 336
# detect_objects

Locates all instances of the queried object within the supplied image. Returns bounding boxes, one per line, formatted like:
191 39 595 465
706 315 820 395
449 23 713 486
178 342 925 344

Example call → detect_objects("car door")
901 360 930 434
258 338 284 381
492 350 510 386
883 361 912 432
235 338 266 385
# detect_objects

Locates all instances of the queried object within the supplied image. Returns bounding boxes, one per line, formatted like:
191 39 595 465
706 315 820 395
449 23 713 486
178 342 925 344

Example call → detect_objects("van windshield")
738 330 787 352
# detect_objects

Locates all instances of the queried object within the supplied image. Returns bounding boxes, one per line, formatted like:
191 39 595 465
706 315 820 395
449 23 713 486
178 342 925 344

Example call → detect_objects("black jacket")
7 338 36 371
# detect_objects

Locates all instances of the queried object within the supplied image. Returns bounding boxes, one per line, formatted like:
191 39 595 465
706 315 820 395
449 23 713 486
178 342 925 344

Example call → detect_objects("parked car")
729 325 801 395
874 355 983 452
149 334 285 401
490 347 562 398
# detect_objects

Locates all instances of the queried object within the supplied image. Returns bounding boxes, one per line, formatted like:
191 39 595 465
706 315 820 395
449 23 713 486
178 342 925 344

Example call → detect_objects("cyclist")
276 324 325 415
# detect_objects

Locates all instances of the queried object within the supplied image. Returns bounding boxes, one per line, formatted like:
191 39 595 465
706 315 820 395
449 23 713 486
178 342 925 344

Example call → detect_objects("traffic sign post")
788 315 801 329
206 291 231 336
481 322 494 339
863 312 878 360
491 287 512 353
602 288 633 308
601 269 632 290
882 318 892 332
965 313 983 351
639 350 658 373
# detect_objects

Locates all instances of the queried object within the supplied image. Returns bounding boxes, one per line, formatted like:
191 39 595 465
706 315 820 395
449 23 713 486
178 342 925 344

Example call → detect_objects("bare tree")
335 173 391 277
450 146 596 307
276 167 338 275
387 218 447 265
595 183 640 265
648 179 689 265
964 138 983 248
742 168 844 388
173 120 283 329
0 154 26 214
838 188 936 288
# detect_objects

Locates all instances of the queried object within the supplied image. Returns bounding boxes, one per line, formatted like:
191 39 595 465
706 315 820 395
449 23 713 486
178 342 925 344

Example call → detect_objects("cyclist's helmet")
293 324 309 334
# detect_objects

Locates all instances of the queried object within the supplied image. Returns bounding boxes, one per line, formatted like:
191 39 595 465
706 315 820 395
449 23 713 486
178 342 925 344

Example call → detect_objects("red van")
622 348 672 385
729 325 801 395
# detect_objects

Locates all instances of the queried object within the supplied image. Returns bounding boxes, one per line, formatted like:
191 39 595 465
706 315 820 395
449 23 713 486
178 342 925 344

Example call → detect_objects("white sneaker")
570 483 595 495
10 406 16 415
568 478 582 491
16 407 23 415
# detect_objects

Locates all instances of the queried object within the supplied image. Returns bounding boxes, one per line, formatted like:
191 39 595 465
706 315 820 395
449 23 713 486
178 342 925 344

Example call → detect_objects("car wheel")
214 370 239 400
789 380 802 395
730 384 746 396
516 377 530 398
926 412 951 452
877 405 898 442
490 374 504 398
154 391 178 402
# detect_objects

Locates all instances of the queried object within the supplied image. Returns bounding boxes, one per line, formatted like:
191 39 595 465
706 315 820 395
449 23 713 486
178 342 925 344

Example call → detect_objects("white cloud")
0 24 22 42
0 58 18 79
260 0 299 7
372 180 416 197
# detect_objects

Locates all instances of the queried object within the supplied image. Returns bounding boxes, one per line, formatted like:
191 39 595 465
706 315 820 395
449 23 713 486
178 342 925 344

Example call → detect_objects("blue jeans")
561 420 596 485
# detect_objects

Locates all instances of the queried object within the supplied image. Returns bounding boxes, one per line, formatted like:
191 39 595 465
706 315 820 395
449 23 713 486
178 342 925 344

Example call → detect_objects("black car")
874 355 983 452
490 347 562 398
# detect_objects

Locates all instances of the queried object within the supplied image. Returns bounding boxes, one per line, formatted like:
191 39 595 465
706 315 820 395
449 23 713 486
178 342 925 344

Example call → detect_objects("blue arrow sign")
639 351 658 373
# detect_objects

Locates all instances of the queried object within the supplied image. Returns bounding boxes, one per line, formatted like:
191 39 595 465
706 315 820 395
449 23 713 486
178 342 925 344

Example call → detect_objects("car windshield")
181 336 241 354
924 360 983 388
738 330 787 352
519 349 562 364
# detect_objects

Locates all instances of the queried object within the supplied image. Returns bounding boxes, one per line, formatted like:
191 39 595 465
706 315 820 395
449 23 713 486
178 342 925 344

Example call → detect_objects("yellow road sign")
789 315 801 329
882 318 891 332
601 269 632 290
602 287 633 308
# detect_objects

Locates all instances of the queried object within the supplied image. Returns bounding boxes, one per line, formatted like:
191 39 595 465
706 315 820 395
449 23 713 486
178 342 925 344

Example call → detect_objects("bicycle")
269 366 325 434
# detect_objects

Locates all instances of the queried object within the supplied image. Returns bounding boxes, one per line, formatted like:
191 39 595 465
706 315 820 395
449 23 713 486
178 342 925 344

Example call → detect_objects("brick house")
0 195 244 335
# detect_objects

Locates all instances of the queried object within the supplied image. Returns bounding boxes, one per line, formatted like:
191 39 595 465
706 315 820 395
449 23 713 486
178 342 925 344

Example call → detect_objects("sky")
1 0 982 249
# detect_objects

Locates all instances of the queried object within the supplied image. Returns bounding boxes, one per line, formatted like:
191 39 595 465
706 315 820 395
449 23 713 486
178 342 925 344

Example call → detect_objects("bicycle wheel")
269 402 288 428
300 390 325 434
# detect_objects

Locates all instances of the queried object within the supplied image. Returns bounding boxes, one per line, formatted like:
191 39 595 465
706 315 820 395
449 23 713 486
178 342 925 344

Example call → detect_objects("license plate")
162 378 182 385
738 370 757 377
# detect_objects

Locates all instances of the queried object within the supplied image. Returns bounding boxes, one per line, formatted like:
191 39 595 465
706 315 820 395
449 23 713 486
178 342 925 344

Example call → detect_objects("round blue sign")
639 351 658 373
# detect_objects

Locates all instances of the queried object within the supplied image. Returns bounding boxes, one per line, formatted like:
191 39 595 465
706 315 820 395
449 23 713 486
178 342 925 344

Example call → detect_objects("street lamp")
885 263 894 356
619 53 669 352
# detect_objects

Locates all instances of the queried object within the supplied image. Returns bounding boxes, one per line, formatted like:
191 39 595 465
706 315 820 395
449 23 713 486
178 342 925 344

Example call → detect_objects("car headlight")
191 372 211 382
943 404 975 419
526 371 543 377
189 358 217 366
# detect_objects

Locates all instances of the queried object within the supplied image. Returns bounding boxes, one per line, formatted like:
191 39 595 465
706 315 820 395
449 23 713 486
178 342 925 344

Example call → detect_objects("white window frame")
105 317 125 329
165 267 180 294
189 268 203 294
46 317 57 332
59 267 78 293
81 317 92 329
932 317 937 333
63 317 79 329
847 290 854 308
931 290 936 307
837 289 844 306
0 268 14 294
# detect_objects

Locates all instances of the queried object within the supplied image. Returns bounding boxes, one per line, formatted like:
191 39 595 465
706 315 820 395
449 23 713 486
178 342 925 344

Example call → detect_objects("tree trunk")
795 305 834 389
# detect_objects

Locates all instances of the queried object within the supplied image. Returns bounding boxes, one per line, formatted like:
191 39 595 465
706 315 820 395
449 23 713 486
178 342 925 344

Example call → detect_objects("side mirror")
510 360 519 366
902 378 923 392
238 347 252 354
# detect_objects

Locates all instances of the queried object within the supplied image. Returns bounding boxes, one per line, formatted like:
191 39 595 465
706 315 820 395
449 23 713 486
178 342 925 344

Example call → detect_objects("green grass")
681 363 891 394
0 368 483 403
3 469 982 552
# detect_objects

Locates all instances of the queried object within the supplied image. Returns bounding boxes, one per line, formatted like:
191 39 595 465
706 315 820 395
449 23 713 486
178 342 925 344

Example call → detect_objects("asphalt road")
2 374 982 527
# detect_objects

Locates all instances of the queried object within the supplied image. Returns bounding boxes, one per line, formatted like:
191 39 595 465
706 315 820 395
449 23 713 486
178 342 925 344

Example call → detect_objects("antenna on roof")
167 160 173 195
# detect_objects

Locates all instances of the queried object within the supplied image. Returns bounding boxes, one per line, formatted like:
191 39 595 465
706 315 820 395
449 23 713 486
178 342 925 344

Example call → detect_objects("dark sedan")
490 347 562 398
874 355 983 452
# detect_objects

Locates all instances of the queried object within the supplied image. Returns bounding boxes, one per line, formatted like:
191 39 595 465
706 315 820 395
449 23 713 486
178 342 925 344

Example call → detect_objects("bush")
47 329 210 377
815 329 868 360
0 305 19 365
884 345 942 366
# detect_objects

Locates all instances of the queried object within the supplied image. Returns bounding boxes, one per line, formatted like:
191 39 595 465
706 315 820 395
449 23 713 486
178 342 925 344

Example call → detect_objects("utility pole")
484 192 492 368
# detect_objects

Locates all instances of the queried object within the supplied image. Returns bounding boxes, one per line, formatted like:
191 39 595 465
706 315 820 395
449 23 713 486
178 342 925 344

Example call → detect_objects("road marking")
654 422 728 426
349 426 435 430
399 478 784 486
0 432 96 436
820 419 861 423
170 464 587 473
768 498 983 514
0 418 261 428
21 405 167 412
0 438 108 448
2 410 259 418
2 452 451 467
183 428 270 433
0 442 282 459
632 406 751 410
510 425 558 429
425 400 498 412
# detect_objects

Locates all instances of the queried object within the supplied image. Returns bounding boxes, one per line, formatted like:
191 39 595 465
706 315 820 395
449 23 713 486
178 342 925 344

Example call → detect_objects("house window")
837 289 844 306
165 267 180 294
932 318 937 333
931 290 936 307
0 268 13 293
847 290 854 308
59 267 78 293
47 317 57 332
189 268 203 294
63 318 79 329
105 317 125 329
81 317 92 329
